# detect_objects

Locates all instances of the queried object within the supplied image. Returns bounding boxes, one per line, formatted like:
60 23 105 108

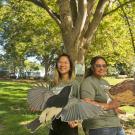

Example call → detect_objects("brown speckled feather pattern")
109 80 135 106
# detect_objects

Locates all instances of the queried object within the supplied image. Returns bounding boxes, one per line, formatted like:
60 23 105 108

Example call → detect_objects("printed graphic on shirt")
100 84 112 103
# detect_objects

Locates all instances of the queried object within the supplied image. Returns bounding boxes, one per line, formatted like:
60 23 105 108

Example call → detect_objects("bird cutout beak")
39 107 62 123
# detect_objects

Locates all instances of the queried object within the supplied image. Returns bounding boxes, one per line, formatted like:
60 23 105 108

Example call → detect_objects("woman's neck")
61 74 70 82
92 74 102 79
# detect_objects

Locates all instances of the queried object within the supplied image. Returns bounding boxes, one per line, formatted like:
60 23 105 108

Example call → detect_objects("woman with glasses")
80 56 125 135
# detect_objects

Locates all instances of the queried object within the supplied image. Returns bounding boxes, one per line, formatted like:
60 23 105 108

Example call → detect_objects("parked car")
9 73 17 79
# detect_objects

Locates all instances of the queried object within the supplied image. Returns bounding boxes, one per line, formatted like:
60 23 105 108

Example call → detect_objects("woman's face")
93 58 107 78
57 56 70 77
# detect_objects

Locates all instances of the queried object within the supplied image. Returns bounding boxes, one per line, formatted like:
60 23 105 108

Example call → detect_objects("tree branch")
84 0 108 47
117 0 135 53
58 0 73 47
70 0 78 27
103 0 135 17
26 0 44 8
41 0 61 26
27 0 61 27
73 0 87 46
58 0 73 31
82 0 96 38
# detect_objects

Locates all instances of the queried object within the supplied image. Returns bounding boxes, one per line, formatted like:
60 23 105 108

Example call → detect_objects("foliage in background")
85 1 135 75
0 0 62 78
0 0 135 77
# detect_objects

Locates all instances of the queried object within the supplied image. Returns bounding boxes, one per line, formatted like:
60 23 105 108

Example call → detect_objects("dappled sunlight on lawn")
0 110 8 115
0 80 50 135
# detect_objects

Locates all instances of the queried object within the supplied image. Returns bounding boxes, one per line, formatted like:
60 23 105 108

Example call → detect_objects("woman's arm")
83 98 120 110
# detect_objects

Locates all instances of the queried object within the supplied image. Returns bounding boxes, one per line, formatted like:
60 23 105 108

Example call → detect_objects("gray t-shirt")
50 80 80 99
80 76 121 129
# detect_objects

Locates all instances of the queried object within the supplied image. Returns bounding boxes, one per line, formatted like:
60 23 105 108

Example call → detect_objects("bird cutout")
109 80 135 106
26 84 103 133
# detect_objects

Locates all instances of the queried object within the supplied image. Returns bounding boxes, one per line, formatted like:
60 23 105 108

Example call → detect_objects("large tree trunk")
42 56 50 79
58 0 108 65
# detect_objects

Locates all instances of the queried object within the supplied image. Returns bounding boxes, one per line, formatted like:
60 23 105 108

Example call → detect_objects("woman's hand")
101 99 120 110
107 99 120 109
68 120 78 128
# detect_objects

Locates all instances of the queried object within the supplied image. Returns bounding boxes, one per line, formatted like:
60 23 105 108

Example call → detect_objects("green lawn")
105 76 133 85
0 79 134 135
0 80 50 135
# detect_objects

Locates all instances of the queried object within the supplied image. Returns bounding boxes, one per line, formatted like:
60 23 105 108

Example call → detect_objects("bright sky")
27 56 40 64
0 45 40 64
0 45 5 55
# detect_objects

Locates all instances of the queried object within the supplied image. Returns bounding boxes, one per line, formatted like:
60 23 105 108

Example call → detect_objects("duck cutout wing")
109 80 135 106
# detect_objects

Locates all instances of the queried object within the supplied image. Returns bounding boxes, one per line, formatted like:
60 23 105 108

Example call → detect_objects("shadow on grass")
0 80 49 135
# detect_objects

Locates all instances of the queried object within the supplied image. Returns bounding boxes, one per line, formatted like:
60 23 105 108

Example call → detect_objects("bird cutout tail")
26 107 62 133
26 117 42 133
39 107 62 123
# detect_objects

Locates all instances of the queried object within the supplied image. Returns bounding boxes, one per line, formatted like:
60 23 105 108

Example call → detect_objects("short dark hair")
85 56 107 78
56 53 73 79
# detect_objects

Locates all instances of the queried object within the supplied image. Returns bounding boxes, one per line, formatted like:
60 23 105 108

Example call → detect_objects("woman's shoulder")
82 76 94 83
101 78 110 85
71 79 80 85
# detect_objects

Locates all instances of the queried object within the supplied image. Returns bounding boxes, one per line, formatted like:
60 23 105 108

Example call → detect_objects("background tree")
85 0 134 75
0 0 62 78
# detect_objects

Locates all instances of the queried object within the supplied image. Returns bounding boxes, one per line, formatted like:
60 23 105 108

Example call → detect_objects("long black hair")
85 56 107 78
56 53 73 80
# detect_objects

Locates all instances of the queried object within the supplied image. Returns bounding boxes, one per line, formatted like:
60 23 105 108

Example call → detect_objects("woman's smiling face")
93 58 107 78
57 56 70 77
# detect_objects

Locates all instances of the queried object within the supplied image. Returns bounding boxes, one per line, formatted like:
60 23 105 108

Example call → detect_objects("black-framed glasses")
95 64 107 68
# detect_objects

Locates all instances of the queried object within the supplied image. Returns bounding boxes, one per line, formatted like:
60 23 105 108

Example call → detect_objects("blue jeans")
88 127 125 135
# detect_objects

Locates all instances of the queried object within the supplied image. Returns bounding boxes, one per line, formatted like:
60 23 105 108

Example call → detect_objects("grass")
0 80 50 135
120 106 135 114
105 76 133 85
0 78 134 135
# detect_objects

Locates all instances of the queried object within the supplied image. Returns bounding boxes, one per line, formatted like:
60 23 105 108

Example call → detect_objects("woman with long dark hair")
80 56 125 135
48 53 79 135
